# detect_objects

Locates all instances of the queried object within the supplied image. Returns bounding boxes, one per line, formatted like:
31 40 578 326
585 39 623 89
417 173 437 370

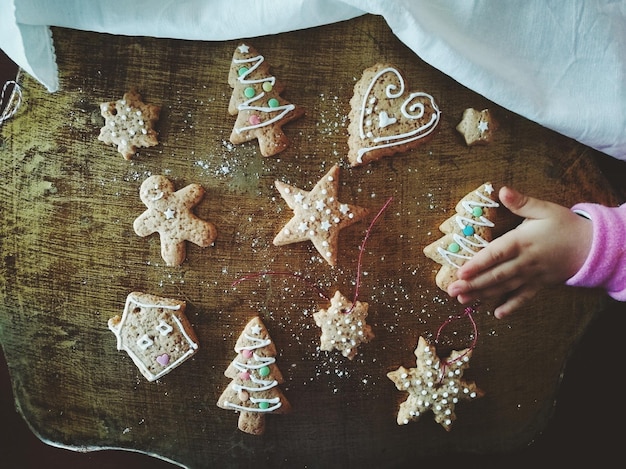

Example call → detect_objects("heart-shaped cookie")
347 63 440 166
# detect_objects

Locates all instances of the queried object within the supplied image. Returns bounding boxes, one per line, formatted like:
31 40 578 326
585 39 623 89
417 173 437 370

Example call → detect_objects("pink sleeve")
565 203 626 301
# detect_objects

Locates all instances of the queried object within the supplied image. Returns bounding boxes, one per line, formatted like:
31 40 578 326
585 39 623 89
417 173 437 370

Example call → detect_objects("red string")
434 305 479 381
231 196 394 313
345 196 393 313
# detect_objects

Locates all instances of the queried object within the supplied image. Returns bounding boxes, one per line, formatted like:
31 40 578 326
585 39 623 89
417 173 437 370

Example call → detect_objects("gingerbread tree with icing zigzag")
217 316 291 435
423 183 500 291
228 43 304 157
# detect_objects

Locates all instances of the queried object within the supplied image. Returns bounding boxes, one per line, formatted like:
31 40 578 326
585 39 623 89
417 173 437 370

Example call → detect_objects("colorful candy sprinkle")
249 115 261 125
472 207 483 217
268 98 279 108
262 82 273 92
259 366 270 377
238 67 249 77
244 87 255 98
448 242 460 253
242 349 253 359
462 225 475 237
259 401 270 410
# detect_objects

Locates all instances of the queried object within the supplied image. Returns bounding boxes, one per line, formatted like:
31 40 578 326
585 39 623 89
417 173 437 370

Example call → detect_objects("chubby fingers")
499 186 555 221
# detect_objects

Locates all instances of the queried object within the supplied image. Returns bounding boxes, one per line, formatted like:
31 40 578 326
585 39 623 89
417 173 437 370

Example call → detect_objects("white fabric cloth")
1 0 625 161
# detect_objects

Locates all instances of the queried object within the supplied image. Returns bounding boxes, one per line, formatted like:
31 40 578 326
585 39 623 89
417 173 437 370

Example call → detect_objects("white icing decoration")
233 53 294 134
357 66 440 162
439 185 500 268
109 296 198 382
378 110 397 127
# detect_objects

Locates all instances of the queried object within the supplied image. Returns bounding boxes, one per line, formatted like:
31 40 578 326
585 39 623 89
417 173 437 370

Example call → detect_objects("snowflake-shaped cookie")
313 290 374 360
273 164 369 266
98 89 160 159
387 336 483 431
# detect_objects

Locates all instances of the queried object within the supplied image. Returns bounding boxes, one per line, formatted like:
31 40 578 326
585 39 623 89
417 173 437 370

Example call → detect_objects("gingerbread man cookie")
133 175 217 266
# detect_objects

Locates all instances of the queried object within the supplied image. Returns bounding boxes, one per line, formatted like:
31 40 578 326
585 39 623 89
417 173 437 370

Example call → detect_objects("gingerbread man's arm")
175 184 206 209
133 210 160 237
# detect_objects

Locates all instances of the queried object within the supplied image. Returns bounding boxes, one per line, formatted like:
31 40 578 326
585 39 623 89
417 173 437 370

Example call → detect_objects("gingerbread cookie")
387 336 483 431
423 183 500 291
347 63 440 166
456 108 498 146
217 316 291 435
133 175 217 266
98 89 160 160
273 164 369 266
108 292 199 382
313 290 374 360
228 43 304 157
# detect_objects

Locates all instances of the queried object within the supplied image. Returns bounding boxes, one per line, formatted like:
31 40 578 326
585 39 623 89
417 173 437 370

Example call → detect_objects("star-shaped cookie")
273 164 369 266
455 108 497 146
98 89 160 160
313 290 374 360
133 175 217 266
387 336 483 431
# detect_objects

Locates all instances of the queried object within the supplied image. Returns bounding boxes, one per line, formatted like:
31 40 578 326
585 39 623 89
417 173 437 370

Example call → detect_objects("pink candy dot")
238 371 250 380
242 349 253 358
248 115 261 125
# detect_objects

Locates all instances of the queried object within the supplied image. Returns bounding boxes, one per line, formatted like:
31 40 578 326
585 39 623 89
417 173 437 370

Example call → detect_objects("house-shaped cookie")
108 291 199 382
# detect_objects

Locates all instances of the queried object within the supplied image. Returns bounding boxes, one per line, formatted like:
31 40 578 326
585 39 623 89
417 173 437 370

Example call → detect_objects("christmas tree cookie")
228 43 304 157
217 317 291 435
423 183 500 291
387 336 484 431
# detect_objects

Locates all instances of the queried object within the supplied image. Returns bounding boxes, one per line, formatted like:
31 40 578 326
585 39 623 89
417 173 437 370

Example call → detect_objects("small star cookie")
387 336 484 431
455 108 497 146
273 164 369 266
133 175 217 266
313 290 374 360
98 89 160 159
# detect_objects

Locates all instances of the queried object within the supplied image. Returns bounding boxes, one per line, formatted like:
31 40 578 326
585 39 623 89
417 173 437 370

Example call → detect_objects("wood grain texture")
0 15 620 468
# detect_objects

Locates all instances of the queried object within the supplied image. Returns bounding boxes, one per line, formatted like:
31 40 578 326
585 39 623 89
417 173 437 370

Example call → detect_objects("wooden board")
0 15 620 468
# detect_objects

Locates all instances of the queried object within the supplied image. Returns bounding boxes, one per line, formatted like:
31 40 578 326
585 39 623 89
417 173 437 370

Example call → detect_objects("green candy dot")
262 82 273 92
244 87 255 98
448 242 460 253
259 401 270 410
472 207 483 217
259 366 270 377
268 98 279 108
238 67 249 77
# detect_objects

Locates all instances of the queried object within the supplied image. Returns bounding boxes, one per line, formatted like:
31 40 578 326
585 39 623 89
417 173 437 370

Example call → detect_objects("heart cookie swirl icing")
356 66 440 163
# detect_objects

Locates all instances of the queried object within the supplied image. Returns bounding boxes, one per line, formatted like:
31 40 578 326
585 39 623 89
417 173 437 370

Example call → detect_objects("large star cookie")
387 336 484 431
98 89 160 160
273 164 368 266
313 290 374 360
347 63 440 166
133 175 217 266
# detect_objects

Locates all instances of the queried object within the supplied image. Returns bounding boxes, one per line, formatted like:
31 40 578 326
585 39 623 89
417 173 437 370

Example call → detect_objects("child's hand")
447 186 593 319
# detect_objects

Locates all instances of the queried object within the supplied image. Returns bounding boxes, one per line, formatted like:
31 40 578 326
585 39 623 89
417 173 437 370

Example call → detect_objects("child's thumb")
498 186 550 220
